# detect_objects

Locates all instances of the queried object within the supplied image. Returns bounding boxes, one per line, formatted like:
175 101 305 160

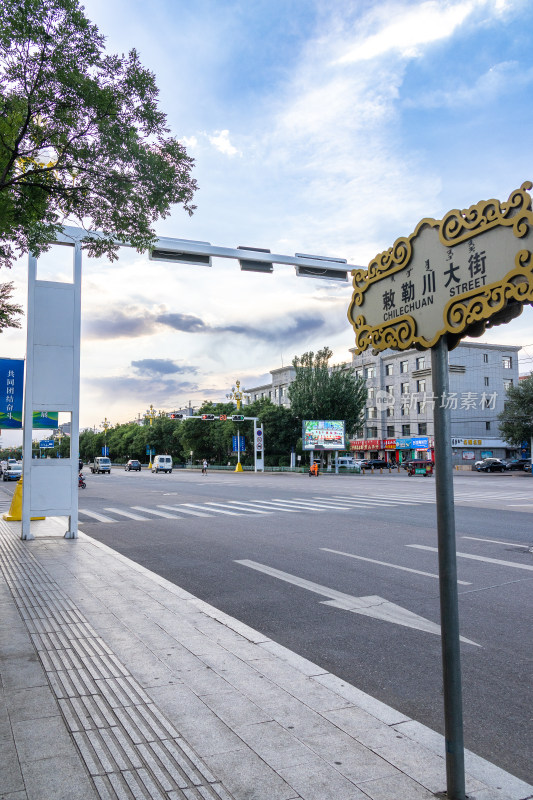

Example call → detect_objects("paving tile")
371 737 447 794
21 753 99 800
234 720 316 769
0 736 25 795
199 689 273 729
11 714 74 763
251 659 352 712
205 745 301 800
277 760 369 800
0 654 48 691
354 772 436 799
5 685 59 722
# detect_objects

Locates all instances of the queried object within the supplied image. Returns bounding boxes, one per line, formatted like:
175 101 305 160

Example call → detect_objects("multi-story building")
349 341 520 465
244 342 521 466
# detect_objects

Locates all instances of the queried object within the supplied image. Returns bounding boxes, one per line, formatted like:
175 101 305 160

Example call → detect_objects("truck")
90 456 111 474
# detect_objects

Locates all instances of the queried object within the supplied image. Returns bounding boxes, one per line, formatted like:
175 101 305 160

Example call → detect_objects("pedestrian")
202 458 208 475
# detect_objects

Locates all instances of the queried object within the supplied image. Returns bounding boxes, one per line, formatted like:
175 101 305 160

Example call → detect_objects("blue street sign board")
102 446 109 456
40 440 54 448
232 435 245 452
0 358 24 429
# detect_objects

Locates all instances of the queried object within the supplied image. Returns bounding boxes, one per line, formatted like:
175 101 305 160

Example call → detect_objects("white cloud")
333 0 503 65
208 130 241 157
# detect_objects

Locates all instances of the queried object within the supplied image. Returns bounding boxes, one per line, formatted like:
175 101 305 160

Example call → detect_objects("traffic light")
231 415 245 422
202 414 215 420
170 413 184 419
219 415 227 421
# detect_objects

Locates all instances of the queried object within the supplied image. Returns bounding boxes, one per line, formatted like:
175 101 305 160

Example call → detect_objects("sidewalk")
0 517 531 800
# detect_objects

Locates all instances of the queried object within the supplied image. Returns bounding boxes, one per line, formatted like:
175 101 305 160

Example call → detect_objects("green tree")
498 375 533 447
245 398 300 467
0 0 197 287
288 347 367 437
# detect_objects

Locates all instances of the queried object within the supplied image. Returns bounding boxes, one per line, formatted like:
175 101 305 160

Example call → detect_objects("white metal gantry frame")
20 226 358 539
178 415 264 472
22 234 82 539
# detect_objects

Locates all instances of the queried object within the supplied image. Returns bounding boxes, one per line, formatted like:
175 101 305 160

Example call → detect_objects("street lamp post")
144 405 157 468
226 380 250 473
101 417 112 458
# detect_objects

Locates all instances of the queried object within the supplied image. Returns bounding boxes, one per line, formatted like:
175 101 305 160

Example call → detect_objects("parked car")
336 457 360 470
3 463 22 481
360 459 390 470
152 455 172 474
90 457 111 474
524 462 532 473
475 458 507 473
125 459 141 472
505 459 530 471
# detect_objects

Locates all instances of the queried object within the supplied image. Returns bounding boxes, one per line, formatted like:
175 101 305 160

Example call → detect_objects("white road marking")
208 501 271 515
194 503 242 516
331 494 434 504
461 536 530 548
407 545 533 572
131 506 181 519
104 507 150 521
264 499 327 512
321 548 471 585
79 509 115 523
328 495 426 506
158 505 213 518
235 559 479 645
284 498 352 511
227 500 299 513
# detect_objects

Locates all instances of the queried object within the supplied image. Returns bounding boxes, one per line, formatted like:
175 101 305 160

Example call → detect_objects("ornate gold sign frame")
348 181 533 353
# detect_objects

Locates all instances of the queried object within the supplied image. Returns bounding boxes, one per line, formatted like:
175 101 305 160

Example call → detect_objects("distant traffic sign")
40 440 53 448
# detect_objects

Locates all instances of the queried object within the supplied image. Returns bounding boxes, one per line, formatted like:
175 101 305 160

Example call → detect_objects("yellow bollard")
235 462 243 472
2 475 45 521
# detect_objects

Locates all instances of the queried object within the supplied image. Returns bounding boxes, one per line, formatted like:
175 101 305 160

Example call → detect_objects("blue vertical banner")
232 435 245 452
0 358 24 428
102 446 109 456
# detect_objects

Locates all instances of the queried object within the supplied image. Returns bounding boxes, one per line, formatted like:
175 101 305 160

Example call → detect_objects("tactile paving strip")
0 526 234 800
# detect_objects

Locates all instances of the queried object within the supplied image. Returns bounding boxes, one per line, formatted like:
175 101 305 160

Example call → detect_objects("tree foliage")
0 0 197 276
288 346 367 437
497 375 533 447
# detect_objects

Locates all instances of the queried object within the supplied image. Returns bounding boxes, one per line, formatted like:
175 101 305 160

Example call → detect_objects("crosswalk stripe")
158 505 213 518
104 507 150 521
223 502 272 514
228 500 300 513
188 503 242 516
131 506 181 519
79 509 115 523
267 499 327 512
288 498 353 510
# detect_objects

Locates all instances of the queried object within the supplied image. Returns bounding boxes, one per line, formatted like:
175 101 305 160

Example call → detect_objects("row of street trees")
78 349 368 466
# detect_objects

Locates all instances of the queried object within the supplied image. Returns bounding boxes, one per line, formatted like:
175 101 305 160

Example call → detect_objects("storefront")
349 438 382 458
451 438 516 466
395 436 433 464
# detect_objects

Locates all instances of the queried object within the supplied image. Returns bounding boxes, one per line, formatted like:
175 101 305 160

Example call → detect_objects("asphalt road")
3 467 532 781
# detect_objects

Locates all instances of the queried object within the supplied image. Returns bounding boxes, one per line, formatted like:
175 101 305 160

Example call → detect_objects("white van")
90 456 111 474
337 456 360 470
152 455 172 474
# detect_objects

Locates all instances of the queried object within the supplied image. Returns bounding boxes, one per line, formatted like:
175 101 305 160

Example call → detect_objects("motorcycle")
78 472 86 489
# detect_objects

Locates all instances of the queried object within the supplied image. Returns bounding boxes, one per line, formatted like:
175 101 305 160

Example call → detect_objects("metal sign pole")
431 336 466 800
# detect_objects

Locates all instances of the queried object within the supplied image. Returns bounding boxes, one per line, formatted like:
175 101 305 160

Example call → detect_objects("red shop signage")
350 439 382 450
383 438 397 449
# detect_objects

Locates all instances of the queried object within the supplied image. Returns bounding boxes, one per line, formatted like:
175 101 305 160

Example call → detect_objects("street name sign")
348 182 533 352
39 440 53 448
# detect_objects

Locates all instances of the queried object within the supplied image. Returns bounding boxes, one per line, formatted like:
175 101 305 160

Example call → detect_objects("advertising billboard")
302 420 345 451
0 358 24 429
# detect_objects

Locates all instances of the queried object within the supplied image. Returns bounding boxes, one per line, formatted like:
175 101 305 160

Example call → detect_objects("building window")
386 364 393 376
401 382 410 394
367 407 377 419
365 366 375 379
400 360 409 373
503 379 513 390
416 357 425 369
366 427 378 438
386 407 394 417
387 425 395 437
417 401 422 414
402 424 410 436
268 391 272 399
484 377 489 386
416 379 426 393
483 353 489 363
355 368 363 379
368 387 375 400
418 423 427 435
485 421 491 431
502 356 513 369
386 385 393 396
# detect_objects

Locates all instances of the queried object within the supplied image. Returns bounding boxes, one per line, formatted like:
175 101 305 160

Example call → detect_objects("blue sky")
3 0 533 441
